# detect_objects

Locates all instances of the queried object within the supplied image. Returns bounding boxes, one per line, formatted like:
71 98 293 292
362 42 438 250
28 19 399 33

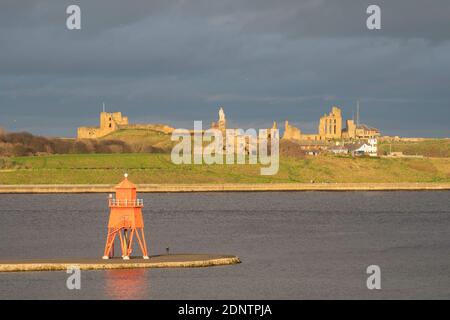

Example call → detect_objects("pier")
0 254 241 272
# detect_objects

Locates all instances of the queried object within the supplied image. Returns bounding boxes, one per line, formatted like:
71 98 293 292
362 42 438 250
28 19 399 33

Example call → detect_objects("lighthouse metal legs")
103 229 118 259
102 227 149 260
140 229 150 259
134 228 149 259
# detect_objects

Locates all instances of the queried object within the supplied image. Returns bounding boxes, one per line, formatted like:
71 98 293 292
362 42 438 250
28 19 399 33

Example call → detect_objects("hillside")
101 128 174 152
0 153 449 184
379 139 450 157
0 128 174 157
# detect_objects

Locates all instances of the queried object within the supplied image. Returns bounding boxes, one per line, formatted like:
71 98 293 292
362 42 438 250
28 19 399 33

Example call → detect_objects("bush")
0 130 168 157
12 144 31 156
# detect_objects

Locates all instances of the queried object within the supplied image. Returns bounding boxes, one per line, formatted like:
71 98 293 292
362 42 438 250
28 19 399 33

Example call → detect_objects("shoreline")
0 182 449 194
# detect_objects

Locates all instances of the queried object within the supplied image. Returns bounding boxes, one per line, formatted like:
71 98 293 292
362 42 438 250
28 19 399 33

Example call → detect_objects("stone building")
342 122 379 139
283 120 302 140
78 112 129 139
342 119 356 139
318 106 343 139
211 106 227 132
77 111 174 139
282 105 380 142
354 124 380 139
267 121 278 139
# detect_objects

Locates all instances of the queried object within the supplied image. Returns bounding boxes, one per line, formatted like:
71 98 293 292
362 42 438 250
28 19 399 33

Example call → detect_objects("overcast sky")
1 0 449 137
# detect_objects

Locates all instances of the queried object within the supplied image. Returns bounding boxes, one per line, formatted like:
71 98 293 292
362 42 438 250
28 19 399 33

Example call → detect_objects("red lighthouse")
102 174 149 260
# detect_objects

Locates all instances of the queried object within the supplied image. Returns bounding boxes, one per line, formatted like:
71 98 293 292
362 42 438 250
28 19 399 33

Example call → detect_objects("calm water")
0 191 449 299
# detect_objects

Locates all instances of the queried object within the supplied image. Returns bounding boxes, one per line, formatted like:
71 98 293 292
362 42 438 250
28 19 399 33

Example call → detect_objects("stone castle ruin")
77 112 129 139
209 107 278 140
77 111 174 139
282 106 380 141
77 105 379 143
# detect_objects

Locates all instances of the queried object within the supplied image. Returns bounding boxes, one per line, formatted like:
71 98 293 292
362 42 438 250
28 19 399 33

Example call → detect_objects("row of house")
328 138 378 156
286 139 378 157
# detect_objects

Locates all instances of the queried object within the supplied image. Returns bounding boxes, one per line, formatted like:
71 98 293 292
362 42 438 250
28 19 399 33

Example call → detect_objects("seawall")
0 183 449 194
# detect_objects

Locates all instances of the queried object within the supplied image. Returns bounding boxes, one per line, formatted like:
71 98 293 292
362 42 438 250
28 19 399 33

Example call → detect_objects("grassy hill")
1 130 449 185
101 129 174 152
0 128 176 157
379 139 450 157
0 153 449 184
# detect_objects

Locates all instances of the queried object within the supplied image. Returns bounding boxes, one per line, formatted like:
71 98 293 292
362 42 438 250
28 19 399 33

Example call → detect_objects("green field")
0 153 449 185
379 139 450 157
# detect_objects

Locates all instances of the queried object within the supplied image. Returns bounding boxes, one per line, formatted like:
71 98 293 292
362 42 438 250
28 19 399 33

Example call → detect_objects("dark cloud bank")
0 0 449 137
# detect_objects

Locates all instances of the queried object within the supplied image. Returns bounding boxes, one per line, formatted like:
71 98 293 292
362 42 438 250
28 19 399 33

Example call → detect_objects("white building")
350 139 378 156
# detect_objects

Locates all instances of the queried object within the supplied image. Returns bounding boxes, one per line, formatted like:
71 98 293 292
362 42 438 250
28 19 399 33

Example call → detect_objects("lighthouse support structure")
102 174 149 260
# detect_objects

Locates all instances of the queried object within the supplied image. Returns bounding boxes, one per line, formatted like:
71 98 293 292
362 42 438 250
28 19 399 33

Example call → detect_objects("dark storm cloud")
0 0 449 137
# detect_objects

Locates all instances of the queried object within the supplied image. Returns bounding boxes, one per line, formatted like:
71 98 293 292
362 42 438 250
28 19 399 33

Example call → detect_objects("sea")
0 191 449 299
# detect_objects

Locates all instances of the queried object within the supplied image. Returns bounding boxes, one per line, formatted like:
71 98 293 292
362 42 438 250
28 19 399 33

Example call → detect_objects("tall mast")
356 100 360 127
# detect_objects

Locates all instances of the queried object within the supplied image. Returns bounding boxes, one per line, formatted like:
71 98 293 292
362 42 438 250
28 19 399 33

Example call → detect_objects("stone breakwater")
0 254 241 272
0 183 449 194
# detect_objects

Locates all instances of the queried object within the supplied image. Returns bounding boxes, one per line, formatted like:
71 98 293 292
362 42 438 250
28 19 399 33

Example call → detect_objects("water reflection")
104 268 150 299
